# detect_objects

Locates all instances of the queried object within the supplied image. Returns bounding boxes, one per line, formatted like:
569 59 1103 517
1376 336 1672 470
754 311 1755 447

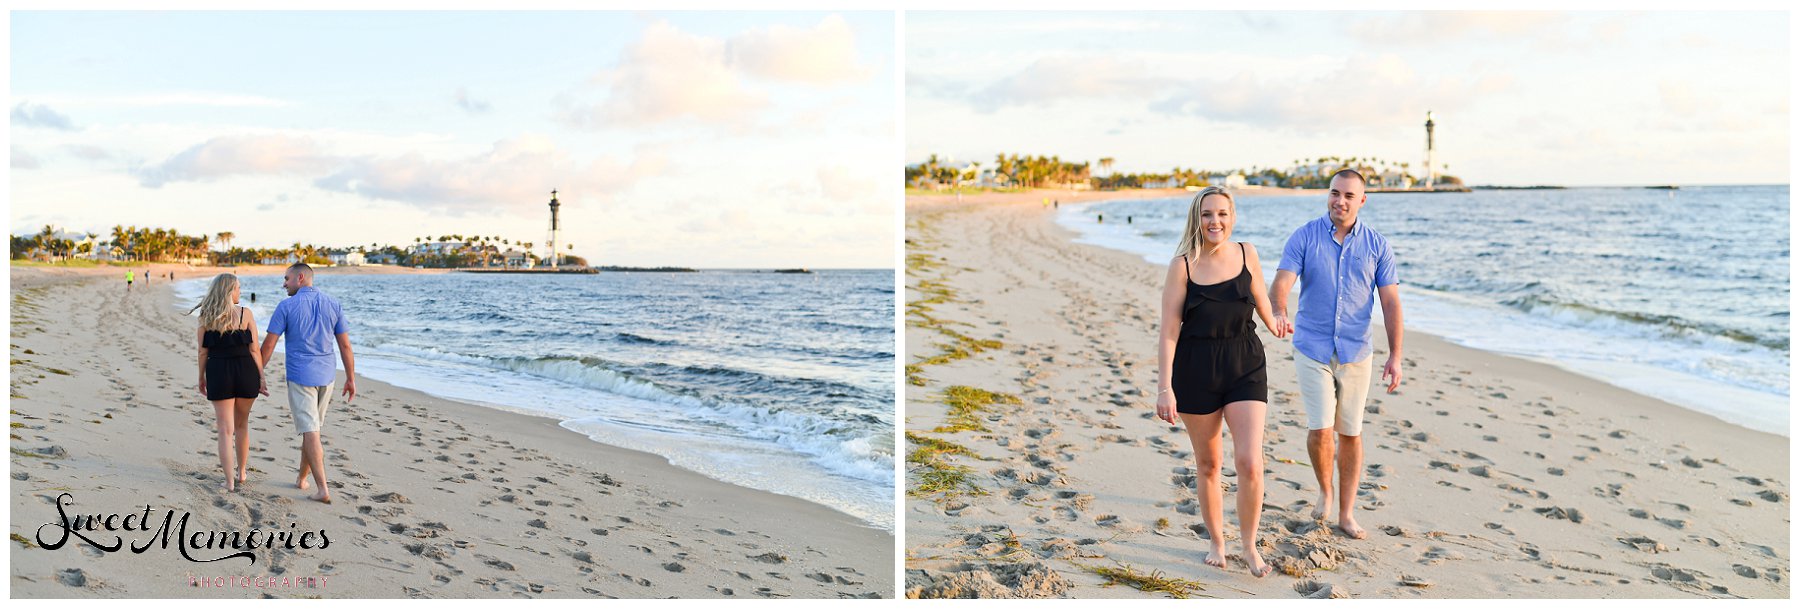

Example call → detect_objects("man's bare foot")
1243 546 1272 578
1337 514 1368 539
308 490 331 504
1202 543 1228 568
297 473 310 490
1310 493 1330 520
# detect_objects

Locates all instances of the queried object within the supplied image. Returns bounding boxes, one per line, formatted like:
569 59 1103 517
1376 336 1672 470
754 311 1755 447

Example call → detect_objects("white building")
1207 174 1248 189
327 251 365 266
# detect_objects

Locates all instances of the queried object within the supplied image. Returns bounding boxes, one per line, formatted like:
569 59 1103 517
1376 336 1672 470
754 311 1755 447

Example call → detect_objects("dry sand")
8 264 890 598
902 189 1789 599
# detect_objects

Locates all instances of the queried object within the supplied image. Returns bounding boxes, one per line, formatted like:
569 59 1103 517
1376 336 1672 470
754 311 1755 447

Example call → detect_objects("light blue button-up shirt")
266 287 349 387
1277 215 1398 365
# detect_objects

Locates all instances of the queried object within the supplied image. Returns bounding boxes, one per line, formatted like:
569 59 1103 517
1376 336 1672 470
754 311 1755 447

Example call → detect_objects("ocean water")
1058 186 1790 436
178 270 896 530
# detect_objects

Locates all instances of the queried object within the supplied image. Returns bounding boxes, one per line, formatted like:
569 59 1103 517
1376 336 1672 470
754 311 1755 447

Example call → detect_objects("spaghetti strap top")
1180 243 1256 340
203 308 254 359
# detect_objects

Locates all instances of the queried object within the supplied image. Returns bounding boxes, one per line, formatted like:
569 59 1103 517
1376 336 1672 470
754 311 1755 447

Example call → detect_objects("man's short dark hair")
287 262 314 279
1330 168 1366 189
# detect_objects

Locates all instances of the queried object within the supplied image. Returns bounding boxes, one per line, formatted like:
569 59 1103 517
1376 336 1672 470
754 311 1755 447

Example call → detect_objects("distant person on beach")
258 263 356 504
1156 186 1289 577
125 269 134 290
1269 169 1405 540
190 274 268 493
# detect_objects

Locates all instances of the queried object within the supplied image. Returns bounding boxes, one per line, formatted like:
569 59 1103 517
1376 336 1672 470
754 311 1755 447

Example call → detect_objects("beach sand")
8 264 891 598
902 189 1789 599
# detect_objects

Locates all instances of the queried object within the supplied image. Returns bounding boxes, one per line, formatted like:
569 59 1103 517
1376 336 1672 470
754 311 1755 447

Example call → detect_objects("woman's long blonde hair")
1174 186 1236 259
188 274 242 333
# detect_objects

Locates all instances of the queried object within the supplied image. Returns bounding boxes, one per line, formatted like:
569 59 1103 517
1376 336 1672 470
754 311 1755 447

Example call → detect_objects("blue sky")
11 11 896 268
907 11 1789 186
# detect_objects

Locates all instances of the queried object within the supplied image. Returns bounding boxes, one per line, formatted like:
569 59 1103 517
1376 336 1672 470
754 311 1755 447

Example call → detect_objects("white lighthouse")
547 190 561 270
1424 111 1437 190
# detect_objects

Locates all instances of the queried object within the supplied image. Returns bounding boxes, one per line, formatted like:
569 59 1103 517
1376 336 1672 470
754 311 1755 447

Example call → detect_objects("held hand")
1155 390 1178 424
342 377 357 403
1273 313 1294 339
258 378 270 397
198 380 207 398
1382 355 1403 393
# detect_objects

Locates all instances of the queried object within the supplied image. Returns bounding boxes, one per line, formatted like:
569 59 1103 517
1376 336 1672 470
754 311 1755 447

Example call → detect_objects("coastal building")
327 250 365 267
258 253 300 266
1206 174 1248 189
411 241 470 256
502 249 534 269
365 252 398 265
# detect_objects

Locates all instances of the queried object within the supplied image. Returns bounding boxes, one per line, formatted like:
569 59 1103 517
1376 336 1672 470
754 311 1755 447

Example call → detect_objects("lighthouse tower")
547 190 561 270
1424 111 1437 190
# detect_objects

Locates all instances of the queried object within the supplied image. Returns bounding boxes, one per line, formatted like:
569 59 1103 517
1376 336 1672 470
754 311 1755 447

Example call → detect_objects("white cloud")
12 145 43 169
969 56 1158 112
1346 12 1565 45
729 15 871 84
454 87 493 114
12 102 77 131
314 135 666 215
560 16 873 130
1151 54 1514 132
65 144 112 161
135 134 335 187
562 21 767 129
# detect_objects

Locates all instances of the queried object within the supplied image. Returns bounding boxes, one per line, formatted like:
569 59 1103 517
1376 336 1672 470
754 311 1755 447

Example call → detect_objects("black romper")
1171 243 1269 415
203 308 260 401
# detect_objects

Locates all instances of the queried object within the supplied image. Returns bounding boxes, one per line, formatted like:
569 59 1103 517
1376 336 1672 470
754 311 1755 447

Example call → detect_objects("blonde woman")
1155 186 1288 577
191 274 268 492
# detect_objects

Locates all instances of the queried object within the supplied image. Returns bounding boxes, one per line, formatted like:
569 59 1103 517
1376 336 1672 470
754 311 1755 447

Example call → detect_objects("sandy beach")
902 189 1789 599
9 264 890 598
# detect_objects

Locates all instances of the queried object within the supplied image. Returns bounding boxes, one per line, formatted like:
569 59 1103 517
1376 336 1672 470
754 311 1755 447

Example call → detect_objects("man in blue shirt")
258 263 357 504
1270 169 1405 540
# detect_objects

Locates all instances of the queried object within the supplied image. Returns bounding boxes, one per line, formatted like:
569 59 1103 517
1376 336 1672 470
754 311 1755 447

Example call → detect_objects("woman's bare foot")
1337 513 1368 539
296 473 310 490
237 470 249 484
308 490 331 504
220 480 235 493
1202 543 1228 568
1244 546 1272 577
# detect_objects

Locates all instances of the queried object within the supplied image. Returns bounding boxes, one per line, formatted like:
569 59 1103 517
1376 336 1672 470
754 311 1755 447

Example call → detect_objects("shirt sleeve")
1277 225 1307 275
266 302 287 336
332 299 348 335
1374 238 1399 287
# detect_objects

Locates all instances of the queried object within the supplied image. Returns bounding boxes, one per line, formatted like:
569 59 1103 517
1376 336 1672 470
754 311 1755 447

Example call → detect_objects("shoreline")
1046 191 1789 438
902 190 1788 599
9 268 892 598
163 269 894 532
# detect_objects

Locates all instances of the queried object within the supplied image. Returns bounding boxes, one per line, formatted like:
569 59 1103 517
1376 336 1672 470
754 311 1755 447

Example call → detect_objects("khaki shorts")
287 382 334 436
1296 353 1372 436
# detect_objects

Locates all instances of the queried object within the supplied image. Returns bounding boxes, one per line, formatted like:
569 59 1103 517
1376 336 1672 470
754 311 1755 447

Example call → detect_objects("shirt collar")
1321 214 1363 239
296 286 317 295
